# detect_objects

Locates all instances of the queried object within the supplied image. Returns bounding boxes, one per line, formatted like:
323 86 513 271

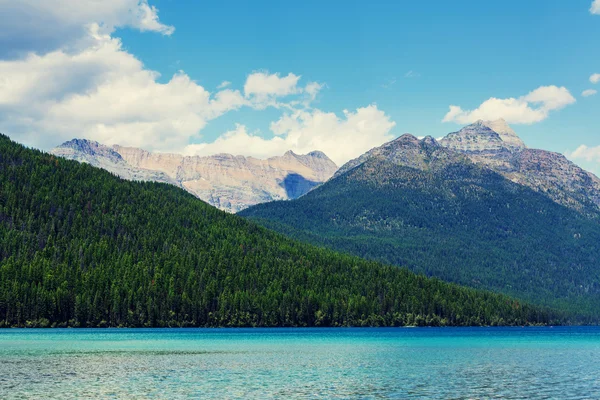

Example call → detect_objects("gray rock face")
439 119 600 214
51 140 338 212
334 133 467 179
335 119 600 214
51 139 178 185
440 119 526 153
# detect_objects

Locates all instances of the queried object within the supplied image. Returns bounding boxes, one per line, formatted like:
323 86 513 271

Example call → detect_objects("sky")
0 0 599 173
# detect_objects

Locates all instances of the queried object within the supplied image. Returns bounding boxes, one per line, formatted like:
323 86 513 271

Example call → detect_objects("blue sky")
0 0 599 172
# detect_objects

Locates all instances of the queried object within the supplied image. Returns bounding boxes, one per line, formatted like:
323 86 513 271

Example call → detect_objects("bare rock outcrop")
51 140 338 213
440 119 600 213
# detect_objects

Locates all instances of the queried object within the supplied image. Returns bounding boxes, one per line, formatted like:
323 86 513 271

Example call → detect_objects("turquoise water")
1 327 599 399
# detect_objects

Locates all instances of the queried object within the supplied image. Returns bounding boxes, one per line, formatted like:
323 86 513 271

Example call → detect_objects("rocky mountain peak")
52 138 124 164
481 119 526 150
393 133 420 142
306 150 329 159
421 135 439 147
334 134 457 179
383 134 442 155
437 121 600 214
440 119 526 153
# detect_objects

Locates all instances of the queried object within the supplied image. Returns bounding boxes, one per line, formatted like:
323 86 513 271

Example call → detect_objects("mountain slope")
440 120 600 215
241 134 600 318
0 134 554 327
51 139 338 212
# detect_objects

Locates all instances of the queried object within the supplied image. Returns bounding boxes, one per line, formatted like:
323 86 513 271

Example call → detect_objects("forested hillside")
241 138 600 320
0 134 557 327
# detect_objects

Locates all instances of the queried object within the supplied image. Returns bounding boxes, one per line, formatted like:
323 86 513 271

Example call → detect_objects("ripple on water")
0 327 599 399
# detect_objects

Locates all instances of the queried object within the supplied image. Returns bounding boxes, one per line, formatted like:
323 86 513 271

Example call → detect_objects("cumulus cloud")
0 30 345 157
569 145 600 161
0 0 390 164
244 72 301 98
184 124 288 160
304 82 325 103
582 89 598 97
0 39 332 152
442 86 576 124
0 0 174 56
591 0 600 14
0 30 252 151
567 144 600 176
241 71 324 110
591 73 600 84
184 105 396 165
0 32 333 153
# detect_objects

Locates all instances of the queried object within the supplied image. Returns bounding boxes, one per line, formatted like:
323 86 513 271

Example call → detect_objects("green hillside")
241 146 600 320
0 134 557 328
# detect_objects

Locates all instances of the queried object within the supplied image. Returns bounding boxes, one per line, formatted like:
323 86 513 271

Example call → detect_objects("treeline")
0 134 558 327
241 158 600 321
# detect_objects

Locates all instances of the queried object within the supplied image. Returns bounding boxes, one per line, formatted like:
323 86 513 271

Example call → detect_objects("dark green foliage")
241 158 600 321
0 134 557 327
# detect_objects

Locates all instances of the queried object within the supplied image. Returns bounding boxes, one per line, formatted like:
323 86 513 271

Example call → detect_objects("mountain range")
241 120 600 318
0 133 554 328
51 139 338 213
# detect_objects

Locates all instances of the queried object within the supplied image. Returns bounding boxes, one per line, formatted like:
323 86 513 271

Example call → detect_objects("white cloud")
0 30 251 151
583 89 598 97
242 71 324 110
184 124 288 159
0 8 328 155
184 105 396 165
272 106 396 164
304 82 324 102
442 85 576 124
591 0 600 14
591 73 600 84
244 72 301 98
404 70 420 78
0 0 174 56
0 1 389 165
570 145 600 161
567 144 600 176
0 37 334 155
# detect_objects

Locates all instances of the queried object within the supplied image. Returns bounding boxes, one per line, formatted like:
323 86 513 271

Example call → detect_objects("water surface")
1 327 599 399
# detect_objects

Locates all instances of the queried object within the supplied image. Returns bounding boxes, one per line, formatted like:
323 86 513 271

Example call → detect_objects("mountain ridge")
0 133 556 328
52 139 338 212
240 128 600 319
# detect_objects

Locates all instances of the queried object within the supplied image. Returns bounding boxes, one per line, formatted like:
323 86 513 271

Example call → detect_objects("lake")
1 327 599 399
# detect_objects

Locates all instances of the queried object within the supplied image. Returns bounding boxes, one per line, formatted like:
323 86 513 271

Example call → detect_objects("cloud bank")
0 1 583 166
184 106 396 165
442 86 576 124
0 1 395 164
0 28 251 152
0 0 174 56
